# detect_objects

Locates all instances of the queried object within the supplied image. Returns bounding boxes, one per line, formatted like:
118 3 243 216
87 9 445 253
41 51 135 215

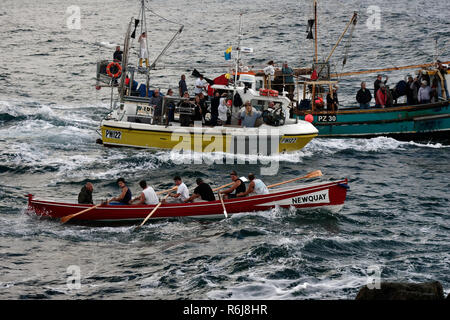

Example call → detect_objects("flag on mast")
224 46 232 60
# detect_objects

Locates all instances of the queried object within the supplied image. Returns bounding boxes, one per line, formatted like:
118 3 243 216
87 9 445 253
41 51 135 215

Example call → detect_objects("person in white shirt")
167 176 190 203
218 97 229 125
194 75 207 95
130 180 159 205
237 173 269 197
138 32 149 68
263 60 275 89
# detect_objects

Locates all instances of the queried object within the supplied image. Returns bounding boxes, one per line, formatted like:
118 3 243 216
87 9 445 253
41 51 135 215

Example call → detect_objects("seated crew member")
78 182 94 204
166 176 190 203
130 180 159 205
237 173 269 197
219 171 246 199
184 178 215 203
107 178 132 205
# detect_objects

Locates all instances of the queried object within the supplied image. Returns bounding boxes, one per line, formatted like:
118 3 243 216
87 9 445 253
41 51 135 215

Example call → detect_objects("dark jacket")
78 186 93 204
356 88 372 104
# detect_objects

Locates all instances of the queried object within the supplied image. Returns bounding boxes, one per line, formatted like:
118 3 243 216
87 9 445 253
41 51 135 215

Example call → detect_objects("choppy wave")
1 0 450 300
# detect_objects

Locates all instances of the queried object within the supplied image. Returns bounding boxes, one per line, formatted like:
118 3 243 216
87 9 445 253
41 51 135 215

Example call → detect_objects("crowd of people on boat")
77 172 270 206
355 61 449 109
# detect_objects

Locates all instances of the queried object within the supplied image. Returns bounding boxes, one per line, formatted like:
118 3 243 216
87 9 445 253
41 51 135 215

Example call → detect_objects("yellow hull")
101 124 317 153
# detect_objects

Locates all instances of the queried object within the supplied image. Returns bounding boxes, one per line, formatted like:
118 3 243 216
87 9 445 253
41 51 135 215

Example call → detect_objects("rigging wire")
144 0 184 26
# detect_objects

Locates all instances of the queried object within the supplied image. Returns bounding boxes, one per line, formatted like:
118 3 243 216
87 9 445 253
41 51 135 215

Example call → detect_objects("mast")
234 12 243 89
314 0 318 64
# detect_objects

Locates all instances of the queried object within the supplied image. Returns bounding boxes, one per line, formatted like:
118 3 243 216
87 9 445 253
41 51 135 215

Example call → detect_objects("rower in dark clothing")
219 170 246 199
78 182 93 204
184 178 215 202
107 178 132 205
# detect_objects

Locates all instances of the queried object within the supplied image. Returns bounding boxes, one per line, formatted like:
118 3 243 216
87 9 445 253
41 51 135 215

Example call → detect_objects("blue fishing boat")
304 100 450 141
292 1 450 142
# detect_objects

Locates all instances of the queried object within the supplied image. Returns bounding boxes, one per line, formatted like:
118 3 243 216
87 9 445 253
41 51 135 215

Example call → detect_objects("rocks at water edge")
355 281 445 300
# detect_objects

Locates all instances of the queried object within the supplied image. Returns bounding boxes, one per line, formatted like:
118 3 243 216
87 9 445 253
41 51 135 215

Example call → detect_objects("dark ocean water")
0 0 449 299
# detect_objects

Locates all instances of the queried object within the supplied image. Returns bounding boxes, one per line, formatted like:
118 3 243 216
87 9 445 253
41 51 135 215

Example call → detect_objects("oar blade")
306 170 323 179
60 215 74 224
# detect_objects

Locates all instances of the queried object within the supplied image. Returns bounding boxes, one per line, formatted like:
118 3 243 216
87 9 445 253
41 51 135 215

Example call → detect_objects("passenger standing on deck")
282 62 295 100
356 81 372 109
130 180 159 205
184 178 216 203
264 60 276 89
220 171 246 199
374 74 388 95
326 86 339 111
149 88 163 124
418 80 432 104
167 176 190 203
194 75 207 96
405 76 415 105
375 83 388 108
166 88 175 123
210 91 220 126
138 32 149 68
436 60 449 99
179 74 188 97
218 95 229 125
193 95 204 122
239 101 262 128
237 173 269 197
78 182 94 204
113 46 123 62
108 178 132 205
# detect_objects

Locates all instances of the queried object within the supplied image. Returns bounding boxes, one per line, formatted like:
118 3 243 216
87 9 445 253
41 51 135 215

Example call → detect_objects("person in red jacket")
375 84 388 108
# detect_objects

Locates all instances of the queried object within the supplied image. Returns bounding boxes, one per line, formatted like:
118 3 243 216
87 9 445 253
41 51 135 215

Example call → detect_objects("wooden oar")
60 204 102 224
154 177 247 196
136 193 171 229
218 193 228 218
212 176 248 192
156 186 177 195
267 170 323 189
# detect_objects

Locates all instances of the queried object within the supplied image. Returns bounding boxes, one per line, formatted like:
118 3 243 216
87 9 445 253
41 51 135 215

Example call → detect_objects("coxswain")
107 178 132 205
220 171 246 199
78 182 94 204
130 180 159 205
237 173 269 197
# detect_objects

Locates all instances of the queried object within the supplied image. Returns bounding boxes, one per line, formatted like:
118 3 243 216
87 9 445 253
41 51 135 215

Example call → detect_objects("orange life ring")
106 62 122 78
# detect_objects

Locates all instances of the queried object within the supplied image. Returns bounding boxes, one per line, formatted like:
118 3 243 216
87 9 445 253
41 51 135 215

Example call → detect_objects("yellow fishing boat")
95 3 318 154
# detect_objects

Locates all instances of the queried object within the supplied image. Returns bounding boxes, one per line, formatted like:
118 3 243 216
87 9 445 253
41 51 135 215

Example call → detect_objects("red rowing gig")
26 180 349 222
